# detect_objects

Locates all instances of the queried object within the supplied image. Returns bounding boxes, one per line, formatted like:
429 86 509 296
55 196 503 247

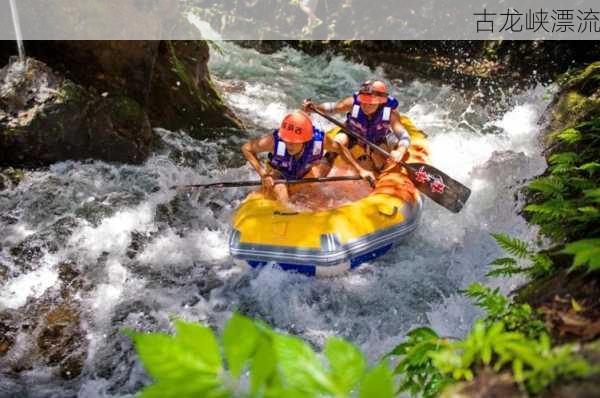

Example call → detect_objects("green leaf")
528 177 565 195
174 320 222 373
584 188 600 203
129 332 197 381
325 337 366 395
223 312 260 378
578 162 600 173
359 362 395 398
491 233 531 258
548 152 578 166
407 327 439 341
139 378 229 398
555 128 582 143
561 239 600 272
250 337 277 395
272 334 334 394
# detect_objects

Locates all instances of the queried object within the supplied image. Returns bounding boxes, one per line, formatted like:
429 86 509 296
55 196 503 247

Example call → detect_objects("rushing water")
0 43 551 397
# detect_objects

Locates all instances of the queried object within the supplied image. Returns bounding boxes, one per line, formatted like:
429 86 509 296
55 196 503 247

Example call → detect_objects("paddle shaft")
310 105 472 213
170 175 362 190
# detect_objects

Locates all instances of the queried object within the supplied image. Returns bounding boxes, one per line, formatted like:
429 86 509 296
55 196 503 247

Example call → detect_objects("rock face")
0 58 154 166
1 40 243 136
0 40 243 166
542 61 600 135
0 262 88 381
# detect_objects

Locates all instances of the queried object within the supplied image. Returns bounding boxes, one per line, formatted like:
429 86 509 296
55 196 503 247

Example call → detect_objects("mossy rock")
547 61 600 136
1 58 155 166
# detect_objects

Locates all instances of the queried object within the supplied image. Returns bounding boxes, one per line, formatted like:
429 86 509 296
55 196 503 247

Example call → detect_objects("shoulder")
387 96 399 109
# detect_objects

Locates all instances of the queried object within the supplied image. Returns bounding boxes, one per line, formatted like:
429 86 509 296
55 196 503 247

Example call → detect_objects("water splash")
0 43 553 397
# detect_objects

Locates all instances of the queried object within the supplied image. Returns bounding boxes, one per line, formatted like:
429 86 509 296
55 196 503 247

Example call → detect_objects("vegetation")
127 62 600 397
127 313 396 398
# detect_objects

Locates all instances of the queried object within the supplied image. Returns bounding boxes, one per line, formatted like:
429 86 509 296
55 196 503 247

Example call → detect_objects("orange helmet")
358 80 388 104
278 111 314 143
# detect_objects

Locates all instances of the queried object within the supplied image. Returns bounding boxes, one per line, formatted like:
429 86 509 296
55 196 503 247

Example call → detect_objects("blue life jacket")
268 127 325 180
346 93 399 145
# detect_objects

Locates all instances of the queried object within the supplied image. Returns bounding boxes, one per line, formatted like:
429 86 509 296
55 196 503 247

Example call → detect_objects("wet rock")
542 62 600 136
0 281 88 381
0 313 16 358
37 304 85 379
1 40 243 138
0 167 25 190
9 216 79 273
0 58 154 167
0 260 9 282
441 369 525 398
126 231 156 260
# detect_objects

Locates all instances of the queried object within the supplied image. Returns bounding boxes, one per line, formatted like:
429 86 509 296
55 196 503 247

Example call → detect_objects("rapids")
0 43 551 397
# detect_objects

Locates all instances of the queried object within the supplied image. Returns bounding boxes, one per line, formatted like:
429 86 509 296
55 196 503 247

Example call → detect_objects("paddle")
170 175 363 191
309 106 471 213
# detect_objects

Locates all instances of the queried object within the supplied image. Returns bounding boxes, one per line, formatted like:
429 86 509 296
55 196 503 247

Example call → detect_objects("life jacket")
346 93 399 145
268 127 325 180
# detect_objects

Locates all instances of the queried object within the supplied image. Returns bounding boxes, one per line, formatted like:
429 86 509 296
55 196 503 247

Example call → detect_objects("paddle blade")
404 162 471 213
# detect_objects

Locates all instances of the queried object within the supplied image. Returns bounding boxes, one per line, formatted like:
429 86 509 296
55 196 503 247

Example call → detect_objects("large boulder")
0 58 154 166
0 40 243 136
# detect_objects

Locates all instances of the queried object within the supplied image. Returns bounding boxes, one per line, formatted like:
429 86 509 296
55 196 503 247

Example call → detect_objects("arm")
388 110 411 162
324 135 376 184
303 96 354 114
241 134 274 178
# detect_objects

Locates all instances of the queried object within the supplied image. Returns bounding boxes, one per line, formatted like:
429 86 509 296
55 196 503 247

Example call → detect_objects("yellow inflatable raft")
229 116 429 276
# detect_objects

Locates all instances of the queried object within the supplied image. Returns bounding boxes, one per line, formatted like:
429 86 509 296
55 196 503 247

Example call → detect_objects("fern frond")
554 128 582 144
462 283 508 317
548 152 579 166
491 233 532 259
578 162 600 174
561 239 600 272
528 177 564 196
487 257 524 277
584 188 600 204
524 200 576 220
530 254 554 278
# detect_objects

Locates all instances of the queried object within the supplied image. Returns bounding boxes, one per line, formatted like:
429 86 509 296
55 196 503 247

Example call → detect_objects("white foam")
0 258 58 309
137 227 229 267
67 203 156 263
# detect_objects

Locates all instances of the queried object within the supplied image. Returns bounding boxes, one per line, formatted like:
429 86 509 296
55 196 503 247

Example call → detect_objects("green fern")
578 162 600 174
525 200 576 220
430 321 592 394
548 152 579 166
491 233 532 259
554 127 582 143
528 177 565 196
486 257 523 278
561 238 600 272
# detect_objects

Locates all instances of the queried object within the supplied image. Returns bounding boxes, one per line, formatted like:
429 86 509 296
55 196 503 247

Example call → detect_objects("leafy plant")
430 321 592 394
462 283 547 339
561 238 600 272
126 313 396 398
386 327 452 398
525 118 600 242
486 233 554 279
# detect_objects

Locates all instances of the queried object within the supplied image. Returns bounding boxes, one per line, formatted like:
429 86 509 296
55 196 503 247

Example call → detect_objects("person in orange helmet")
303 80 411 173
242 111 375 205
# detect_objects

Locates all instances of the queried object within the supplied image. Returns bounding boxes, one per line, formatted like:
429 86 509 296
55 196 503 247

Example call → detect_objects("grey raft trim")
229 198 423 276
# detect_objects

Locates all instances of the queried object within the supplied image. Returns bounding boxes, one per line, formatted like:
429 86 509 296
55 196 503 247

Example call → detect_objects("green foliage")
561 238 600 272
127 313 394 398
386 327 452 398
525 117 600 242
431 321 592 394
486 234 554 279
463 284 547 339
